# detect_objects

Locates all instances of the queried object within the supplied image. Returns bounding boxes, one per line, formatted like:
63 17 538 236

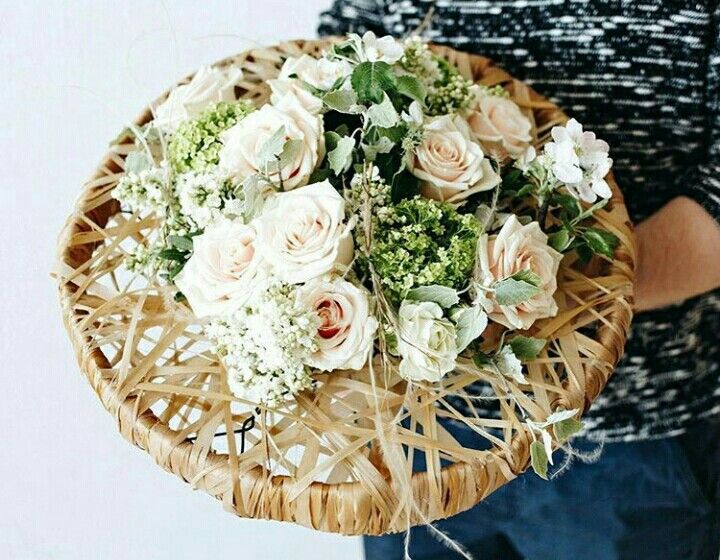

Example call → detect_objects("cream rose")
218 90 324 190
296 277 377 371
408 114 501 202
396 301 458 382
153 65 243 133
254 180 355 284
268 55 351 114
474 215 563 330
175 219 264 318
466 87 532 159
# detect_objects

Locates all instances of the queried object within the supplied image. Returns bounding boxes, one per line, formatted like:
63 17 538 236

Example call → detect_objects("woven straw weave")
55 39 635 536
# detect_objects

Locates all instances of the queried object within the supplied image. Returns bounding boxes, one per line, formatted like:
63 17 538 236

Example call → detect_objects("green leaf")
366 94 399 128
452 306 488 352
168 235 194 252
242 175 265 221
511 269 542 286
327 135 355 175
571 198 609 226
553 418 584 442
125 151 152 174
362 137 394 161
396 74 426 103
555 193 582 219
509 336 546 361
278 138 303 170
351 61 397 104
390 169 420 202
256 126 287 169
406 285 460 308
494 278 541 306
582 227 619 259
548 229 573 252
530 440 549 479
158 248 189 262
473 351 492 369
322 89 360 113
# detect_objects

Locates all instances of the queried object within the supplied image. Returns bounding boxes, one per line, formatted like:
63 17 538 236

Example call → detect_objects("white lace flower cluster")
113 165 168 215
175 169 243 229
207 281 320 407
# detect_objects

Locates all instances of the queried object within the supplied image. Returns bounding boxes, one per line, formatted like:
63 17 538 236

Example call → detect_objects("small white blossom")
544 118 613 203
353 31 404 64
175 169 242 229
112 165 168 215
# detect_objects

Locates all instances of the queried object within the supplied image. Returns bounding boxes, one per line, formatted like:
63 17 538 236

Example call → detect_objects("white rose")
474 215 563 330
466 87 532 159
153 65 243 133
296 277 378 371
358 31 404 64
175 219 264 318
254 180 355 284
408 114 501 202
218 90 324 190
268 55 352 115
397 300 458 382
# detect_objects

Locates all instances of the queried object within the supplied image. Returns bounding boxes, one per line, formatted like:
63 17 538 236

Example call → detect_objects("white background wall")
0 2 364 558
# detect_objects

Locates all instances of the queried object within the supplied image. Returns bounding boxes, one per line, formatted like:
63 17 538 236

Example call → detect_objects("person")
318 2 720 559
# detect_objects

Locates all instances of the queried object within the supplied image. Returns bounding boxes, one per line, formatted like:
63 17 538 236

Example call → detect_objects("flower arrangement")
111 33 621 479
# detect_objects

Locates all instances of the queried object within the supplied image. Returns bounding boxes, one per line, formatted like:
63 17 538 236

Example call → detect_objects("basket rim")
56 38 635 535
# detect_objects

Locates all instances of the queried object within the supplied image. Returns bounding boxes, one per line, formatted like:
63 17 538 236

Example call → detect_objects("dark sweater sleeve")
317 0 389 37
684 8 720 222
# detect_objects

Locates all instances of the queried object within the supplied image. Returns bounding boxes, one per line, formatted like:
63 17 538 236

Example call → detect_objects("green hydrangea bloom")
167 100 255 173
366 197 480 303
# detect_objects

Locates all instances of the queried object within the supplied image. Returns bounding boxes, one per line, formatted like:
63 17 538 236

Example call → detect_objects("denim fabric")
364 422 720 560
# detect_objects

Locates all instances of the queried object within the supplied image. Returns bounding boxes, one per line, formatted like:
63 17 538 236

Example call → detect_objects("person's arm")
634 196 720 311
634 14 720 312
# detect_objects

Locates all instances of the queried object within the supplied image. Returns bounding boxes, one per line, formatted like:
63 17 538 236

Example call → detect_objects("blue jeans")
364 422 720 560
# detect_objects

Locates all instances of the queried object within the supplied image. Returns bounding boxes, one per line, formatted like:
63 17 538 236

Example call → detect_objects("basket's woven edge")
55 38 635 536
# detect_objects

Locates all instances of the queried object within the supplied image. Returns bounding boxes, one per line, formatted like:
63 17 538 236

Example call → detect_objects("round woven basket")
55 39 635 536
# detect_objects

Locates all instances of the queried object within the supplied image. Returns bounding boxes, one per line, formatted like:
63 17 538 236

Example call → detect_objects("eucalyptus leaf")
452 306 488 352
554 418 584 441
322 89 360 113
125 151 152 174
362 137 395 161
366 94 399 128
256 126 287 169
511 269 542 286
530 440 549 480
509 336 546 361
545 409 580 425
242 175 265 221
327 135 355 175
351 61 397 104
494 278 541 306
406 285 460 308
168 235 194 252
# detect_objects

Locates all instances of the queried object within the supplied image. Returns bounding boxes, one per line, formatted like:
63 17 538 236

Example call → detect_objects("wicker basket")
55 39 635 536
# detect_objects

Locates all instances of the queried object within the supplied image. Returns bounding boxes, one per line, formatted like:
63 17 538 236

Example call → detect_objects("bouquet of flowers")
112 33 622 481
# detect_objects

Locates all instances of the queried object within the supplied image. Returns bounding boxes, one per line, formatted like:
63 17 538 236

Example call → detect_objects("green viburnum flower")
167 100 254 173
366 197 480 303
